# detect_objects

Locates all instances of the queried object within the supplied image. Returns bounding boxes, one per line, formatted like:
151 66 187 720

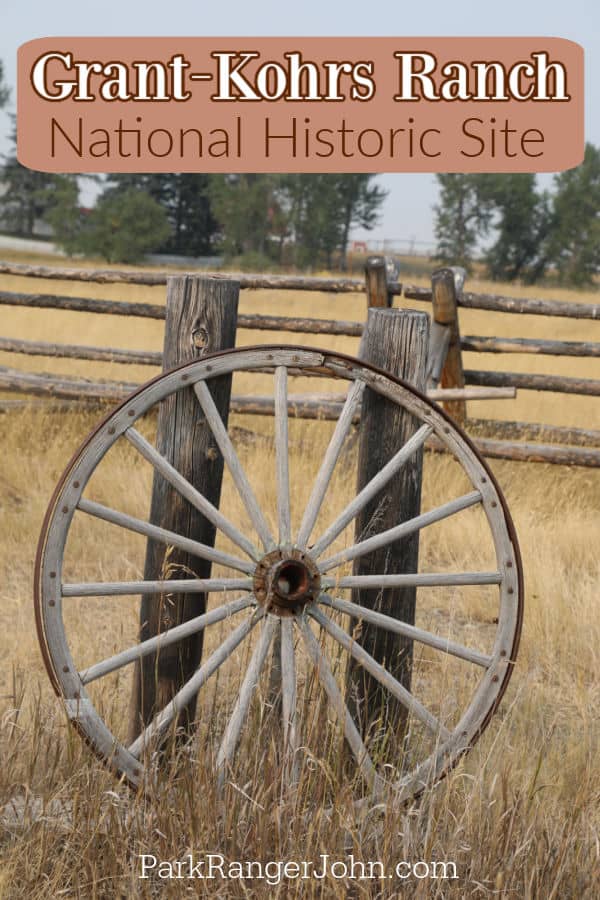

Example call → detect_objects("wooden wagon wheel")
35 345 523 802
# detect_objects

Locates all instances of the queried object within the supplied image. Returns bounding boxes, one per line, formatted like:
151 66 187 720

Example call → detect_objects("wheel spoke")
322 572 501 590
296 380 365 548
310 423 433 558
297 616 379 790
319 491 482 573
62 577 253 598
126 427 259 560
274 366 291 545
280 617 300 783
309 606 451 741
318 595 492 669
128 610 262 758
80 596 254 684
194 380 274 550
78 498 254 575
216 616 278 783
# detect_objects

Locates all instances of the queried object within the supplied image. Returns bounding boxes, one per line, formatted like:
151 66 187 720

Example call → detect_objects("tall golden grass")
0 257 598 897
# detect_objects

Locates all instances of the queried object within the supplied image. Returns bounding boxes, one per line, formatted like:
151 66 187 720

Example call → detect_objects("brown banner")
17 37 584 173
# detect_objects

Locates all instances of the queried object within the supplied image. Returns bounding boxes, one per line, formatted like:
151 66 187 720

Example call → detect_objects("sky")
1 0 598 247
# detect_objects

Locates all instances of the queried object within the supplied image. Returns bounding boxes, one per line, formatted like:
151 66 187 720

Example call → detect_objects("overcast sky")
1 0 598 246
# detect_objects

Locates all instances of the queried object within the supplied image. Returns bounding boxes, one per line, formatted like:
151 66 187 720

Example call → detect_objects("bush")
75 189 170 264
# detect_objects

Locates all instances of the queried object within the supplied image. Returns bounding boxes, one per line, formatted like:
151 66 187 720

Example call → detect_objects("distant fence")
1 257 599 467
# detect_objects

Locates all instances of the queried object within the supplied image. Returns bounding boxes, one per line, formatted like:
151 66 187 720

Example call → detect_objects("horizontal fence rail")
0 367 596 467
404 286 600 320
0 366 515 405
465 369 600 397
0 261 377 293
1 258 600 468
461 335 600 357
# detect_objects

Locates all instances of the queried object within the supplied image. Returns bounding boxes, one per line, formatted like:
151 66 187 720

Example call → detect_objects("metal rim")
34 344 523 801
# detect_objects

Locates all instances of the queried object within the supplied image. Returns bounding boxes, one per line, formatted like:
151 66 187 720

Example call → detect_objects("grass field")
0 256 599 897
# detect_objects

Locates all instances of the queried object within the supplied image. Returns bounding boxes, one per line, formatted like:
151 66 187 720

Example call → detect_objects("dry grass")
0 259 599 897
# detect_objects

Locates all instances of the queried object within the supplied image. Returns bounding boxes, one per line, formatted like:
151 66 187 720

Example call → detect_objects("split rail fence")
1 257 600 467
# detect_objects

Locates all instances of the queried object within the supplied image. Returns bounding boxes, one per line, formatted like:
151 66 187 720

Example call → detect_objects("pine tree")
105 174 218 256
434 175 493 271
545 144 600 286
481 174 551 283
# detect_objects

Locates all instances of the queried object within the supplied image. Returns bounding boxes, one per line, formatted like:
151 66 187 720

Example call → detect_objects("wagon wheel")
35 345 522 803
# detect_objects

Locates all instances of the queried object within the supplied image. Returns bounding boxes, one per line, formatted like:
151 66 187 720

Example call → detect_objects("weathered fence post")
346 308 429 743
365 256 392 309
129 275 239 742
429 266 467 425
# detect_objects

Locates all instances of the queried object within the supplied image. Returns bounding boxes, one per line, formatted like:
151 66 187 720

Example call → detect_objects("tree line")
1 61 599 284
434 151 600 287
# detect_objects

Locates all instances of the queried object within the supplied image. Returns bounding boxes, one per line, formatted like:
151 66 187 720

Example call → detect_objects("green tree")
209 174 281 260
283 174 386 269
480 174 551 283
43 177 84 255
434 174 494 271
0 118 80 237
283 175 341 268
335 175 387 270
73 189 170 264
105 174 218 256
544 144 600 287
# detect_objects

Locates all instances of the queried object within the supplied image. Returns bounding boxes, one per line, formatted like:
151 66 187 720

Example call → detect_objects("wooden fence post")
365 256 391 308
429 266 467 425
346 308 429 743
129 275 239 743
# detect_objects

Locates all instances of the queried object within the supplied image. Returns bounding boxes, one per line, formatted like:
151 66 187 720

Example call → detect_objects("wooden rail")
1 258 599 468
0 291 364 337
0 261 371 293
465 369 600 397
0 366 515 405
467 418 600 449
0 368 595 467
404 285 600 320
461 335 600 357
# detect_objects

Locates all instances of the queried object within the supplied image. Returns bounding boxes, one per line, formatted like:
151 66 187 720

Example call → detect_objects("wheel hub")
253 547 321 616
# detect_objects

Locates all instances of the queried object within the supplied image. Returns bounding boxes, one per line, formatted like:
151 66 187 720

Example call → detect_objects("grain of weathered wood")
0 261 365 292
0 336 162 365
364 256 392 308
427 433 600 467
466 417 600 448
430 267 466 424
129 275 239 743
0 366 138 399
426 322 451 389
0 291 363 337
237 313 363 337
404 284 600 320
0 368 515 408
461 334 600 358
0 290 165 318
465 369 600 396
346 308 429 743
